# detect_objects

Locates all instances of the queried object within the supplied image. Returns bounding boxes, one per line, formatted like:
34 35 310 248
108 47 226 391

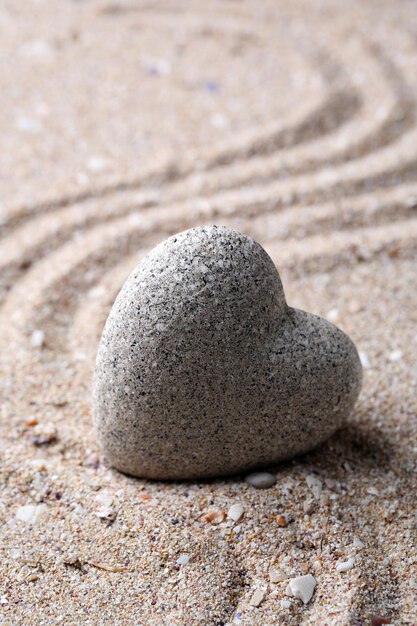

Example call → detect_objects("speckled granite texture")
93 226 362 479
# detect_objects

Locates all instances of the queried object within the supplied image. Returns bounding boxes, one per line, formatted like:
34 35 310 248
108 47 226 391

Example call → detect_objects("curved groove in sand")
0 29 361 236
1 29 415 276
0 77 331 234
1 150 416 308
3 206 416 373
1 36 416 282
2 23 415 241
162 37 415 202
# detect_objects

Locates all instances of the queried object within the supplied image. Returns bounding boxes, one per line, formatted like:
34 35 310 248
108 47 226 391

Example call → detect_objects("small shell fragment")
94 506 117 522
94 491 114 507
269 566 287 583
93 491 117 521
249 588 266 607
305 475 322 499
176 554 190 565
285 573 316 604
63 555 85 571
336 557 354 572
89 561 128 573
31 423 57 446
227 503 244 522
27 573 39 582
275 512 292 527
353 537 364 549
245 472 276 489
25 417 38 427
201 509 225 524
137 493 152 501
303 499 315 514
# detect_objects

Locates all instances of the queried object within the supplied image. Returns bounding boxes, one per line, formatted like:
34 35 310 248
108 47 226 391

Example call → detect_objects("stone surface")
93 225 362 480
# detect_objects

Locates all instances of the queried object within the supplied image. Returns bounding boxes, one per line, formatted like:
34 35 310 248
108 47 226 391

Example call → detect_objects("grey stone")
93 225 362 480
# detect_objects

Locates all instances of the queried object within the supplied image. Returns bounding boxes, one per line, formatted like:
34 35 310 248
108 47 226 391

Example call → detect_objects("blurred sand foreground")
0 1 416 624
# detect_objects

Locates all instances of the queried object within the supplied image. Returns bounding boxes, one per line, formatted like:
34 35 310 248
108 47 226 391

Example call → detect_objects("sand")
0 0 416 624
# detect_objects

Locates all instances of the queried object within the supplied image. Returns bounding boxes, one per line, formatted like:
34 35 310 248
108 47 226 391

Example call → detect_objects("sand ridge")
0 0 416 624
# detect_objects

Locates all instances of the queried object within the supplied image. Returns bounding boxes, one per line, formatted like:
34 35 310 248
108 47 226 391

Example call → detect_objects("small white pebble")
367 487 379 496
245 472 276 489
326 308 339 322
73 505 86 516
249 588 266 607
227 503 244 522
0 596 8 605
210 113 227 128
94 491 113 507
89 285 106 300
16 503 48 525
353 537 365 549
285 574 316 604
30 329 45 348
9 549 21 559
16 115 41 133
86 156 109 172
359 351 370 368
388 350 403 362
19 39 53 60
176 554 190 565
305 474 322 499
28 459 48 471
280 599 291 609
409 577 416 589
336 557 355 573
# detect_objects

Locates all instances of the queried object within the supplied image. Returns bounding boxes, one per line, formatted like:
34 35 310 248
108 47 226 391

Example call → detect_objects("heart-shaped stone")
93 226 362 479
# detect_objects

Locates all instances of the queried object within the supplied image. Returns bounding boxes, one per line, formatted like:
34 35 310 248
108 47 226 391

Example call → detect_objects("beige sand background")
0 0 416 624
